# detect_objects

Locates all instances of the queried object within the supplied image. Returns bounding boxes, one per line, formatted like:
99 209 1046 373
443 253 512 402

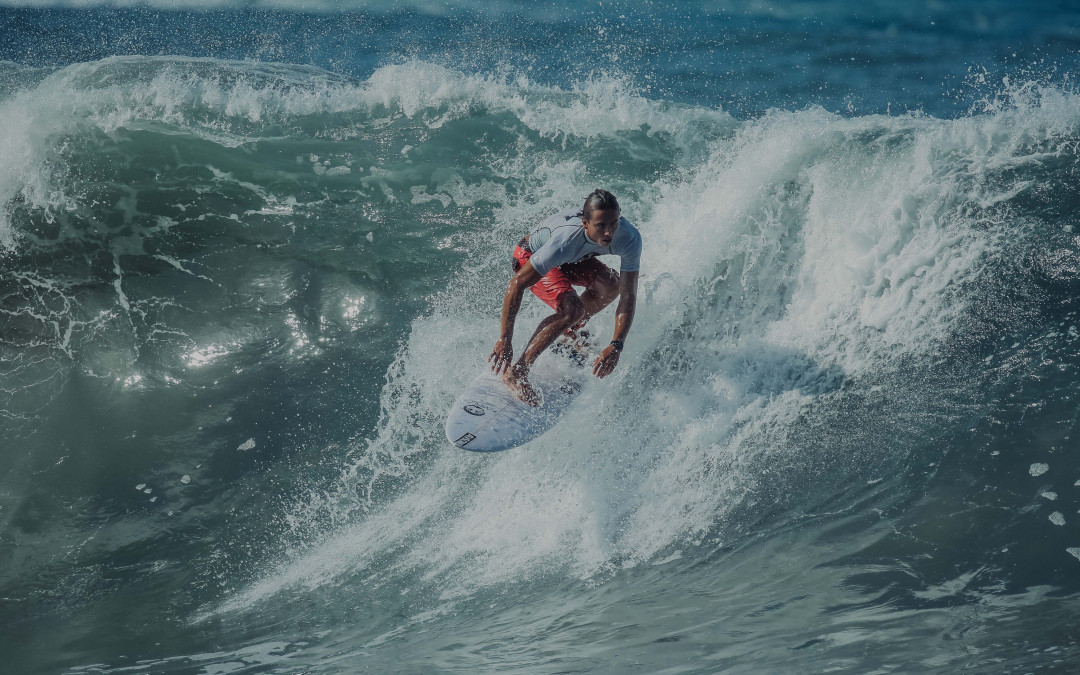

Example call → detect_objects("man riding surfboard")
489 189 642 405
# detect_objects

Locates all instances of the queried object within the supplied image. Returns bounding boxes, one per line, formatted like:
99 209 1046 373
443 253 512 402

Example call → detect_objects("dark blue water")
6 1 1079 118
2 2 1080 673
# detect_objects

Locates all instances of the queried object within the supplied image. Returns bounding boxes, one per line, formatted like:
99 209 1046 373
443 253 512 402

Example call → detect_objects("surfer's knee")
556 292 585 324
587 267 619 305
600 268 620 300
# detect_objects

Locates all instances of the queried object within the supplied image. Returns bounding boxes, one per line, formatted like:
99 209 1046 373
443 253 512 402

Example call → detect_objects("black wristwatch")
610 339 624 352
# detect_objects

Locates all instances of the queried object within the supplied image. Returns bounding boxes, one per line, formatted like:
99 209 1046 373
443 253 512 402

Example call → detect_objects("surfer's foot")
503 365 540 407
564 320 589 341
555 322 590 367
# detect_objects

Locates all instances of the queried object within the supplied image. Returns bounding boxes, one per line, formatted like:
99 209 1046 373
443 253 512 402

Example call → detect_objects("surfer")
489 189 641 405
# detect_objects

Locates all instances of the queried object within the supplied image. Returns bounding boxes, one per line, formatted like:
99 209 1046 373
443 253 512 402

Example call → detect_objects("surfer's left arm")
593 270 638 378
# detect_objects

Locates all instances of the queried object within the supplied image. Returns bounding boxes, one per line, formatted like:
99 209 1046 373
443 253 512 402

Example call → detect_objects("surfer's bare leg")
526 267 618 344
577 267 620 322
503 293 585 405
522 293 585 367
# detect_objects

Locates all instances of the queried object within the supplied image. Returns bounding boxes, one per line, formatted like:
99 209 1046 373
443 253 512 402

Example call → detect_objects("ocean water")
3 1 1080 673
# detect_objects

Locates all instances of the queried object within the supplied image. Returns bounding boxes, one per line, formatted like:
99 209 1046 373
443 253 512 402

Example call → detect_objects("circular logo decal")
464 404 486 416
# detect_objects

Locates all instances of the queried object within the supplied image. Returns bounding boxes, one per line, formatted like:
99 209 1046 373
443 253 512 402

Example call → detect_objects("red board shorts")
513 245 616 310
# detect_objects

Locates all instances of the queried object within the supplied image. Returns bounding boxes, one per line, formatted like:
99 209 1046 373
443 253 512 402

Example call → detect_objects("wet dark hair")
582 189 620 220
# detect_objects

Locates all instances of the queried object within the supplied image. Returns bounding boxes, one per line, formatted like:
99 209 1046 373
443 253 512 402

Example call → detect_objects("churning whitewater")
4 3 1080 673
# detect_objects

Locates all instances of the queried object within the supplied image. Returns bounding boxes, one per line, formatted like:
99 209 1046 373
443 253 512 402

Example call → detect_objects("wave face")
3 4 1080 674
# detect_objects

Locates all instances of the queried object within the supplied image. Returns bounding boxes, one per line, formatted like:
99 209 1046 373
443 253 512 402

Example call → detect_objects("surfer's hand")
489 338 513 375
592 345 620 378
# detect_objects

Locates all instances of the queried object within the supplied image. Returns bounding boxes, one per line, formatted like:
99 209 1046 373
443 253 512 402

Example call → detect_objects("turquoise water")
3 2 1080 673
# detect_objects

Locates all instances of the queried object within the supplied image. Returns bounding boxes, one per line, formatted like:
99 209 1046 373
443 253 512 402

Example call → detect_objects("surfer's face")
583 209 620 246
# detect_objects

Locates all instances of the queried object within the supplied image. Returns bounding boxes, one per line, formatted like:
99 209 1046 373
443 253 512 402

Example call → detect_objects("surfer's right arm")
490 261 542 375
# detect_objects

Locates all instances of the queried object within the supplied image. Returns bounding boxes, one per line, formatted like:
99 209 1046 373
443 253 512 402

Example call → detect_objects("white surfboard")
446 331 592 452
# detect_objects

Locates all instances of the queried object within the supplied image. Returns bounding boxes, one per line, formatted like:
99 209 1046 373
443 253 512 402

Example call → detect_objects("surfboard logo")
454 432 477 448
463 403 485 416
